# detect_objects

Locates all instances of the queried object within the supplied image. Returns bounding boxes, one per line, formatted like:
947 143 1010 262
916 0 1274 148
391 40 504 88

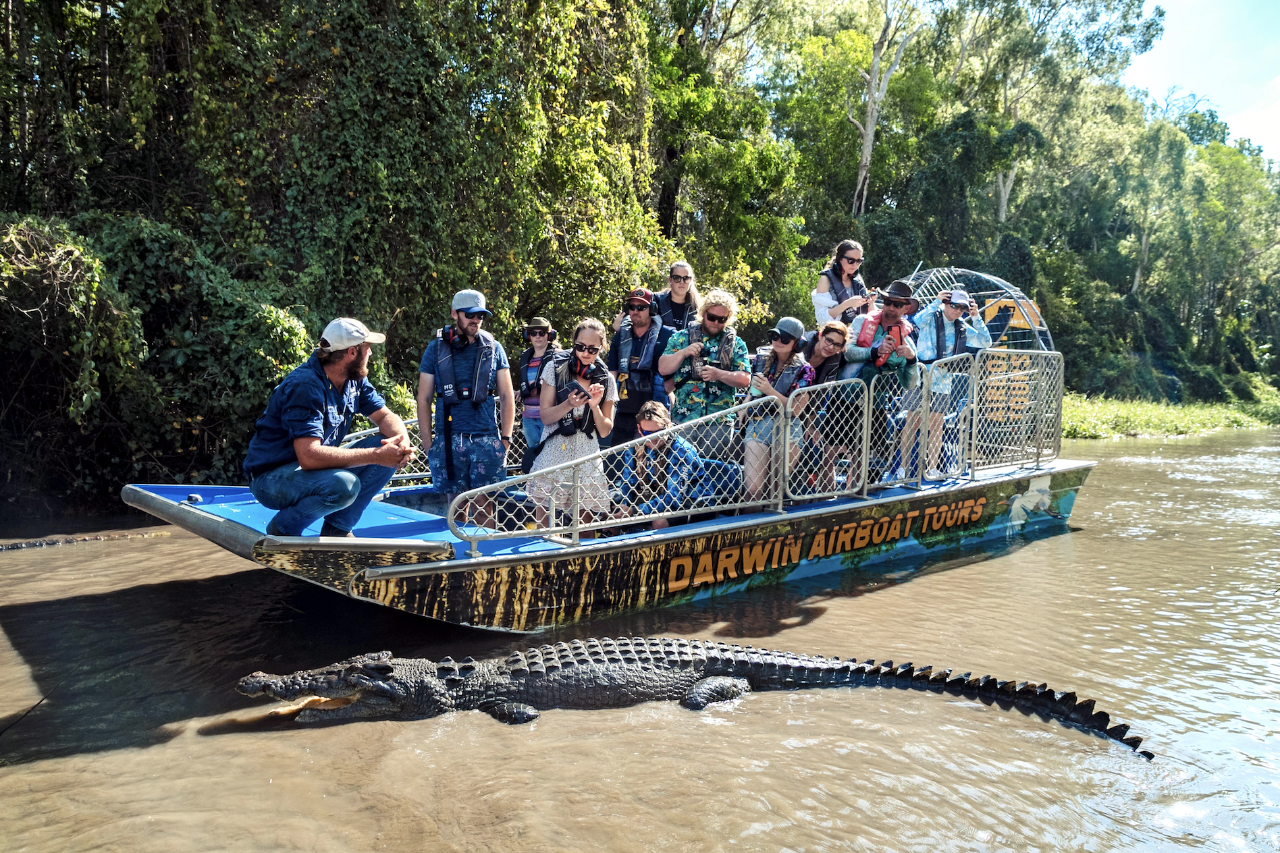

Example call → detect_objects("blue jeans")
522 417 544 450
249 436 396 535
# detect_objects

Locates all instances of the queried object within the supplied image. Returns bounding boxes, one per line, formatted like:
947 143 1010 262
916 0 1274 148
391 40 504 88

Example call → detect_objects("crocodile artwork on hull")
238 637 1153 759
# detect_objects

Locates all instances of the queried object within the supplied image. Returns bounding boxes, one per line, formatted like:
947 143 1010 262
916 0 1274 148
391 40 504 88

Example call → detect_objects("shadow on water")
0 526 1059 766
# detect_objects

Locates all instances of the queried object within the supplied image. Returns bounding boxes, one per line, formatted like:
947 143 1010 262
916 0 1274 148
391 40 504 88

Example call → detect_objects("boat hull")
340 464 1090 632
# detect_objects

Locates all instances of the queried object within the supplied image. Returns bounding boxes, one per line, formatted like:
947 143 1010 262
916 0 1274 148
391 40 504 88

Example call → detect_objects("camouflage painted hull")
123 462 1091 633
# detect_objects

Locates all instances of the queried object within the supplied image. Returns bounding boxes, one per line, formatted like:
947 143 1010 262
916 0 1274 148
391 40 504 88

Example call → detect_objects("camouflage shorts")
427 433 508 494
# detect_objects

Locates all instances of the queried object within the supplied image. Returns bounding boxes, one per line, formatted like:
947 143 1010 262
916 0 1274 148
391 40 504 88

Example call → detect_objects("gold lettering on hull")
665 496 991 593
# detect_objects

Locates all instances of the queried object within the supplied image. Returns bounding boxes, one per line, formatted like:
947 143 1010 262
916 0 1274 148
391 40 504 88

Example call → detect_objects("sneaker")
320 522 354 538
265 520 287 537
924 468 946 481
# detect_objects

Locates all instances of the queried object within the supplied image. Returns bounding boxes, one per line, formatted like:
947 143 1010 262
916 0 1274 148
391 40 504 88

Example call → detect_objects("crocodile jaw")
237 651 412 722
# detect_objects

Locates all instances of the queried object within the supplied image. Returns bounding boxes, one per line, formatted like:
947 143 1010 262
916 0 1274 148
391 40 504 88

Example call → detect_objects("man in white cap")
243 318 415 537
900 288 992 480
416 289 515 523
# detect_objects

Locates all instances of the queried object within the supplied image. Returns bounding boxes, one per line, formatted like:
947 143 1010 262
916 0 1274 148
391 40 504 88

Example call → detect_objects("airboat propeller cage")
904 268 1054 353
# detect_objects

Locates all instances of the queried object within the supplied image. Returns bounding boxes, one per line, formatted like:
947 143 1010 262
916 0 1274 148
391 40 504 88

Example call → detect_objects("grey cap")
770 316 806 340
451 289 491 315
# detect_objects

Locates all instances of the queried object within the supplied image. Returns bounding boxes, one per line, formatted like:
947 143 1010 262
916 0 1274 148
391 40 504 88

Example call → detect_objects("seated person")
614 401 705 530
243 318 415 537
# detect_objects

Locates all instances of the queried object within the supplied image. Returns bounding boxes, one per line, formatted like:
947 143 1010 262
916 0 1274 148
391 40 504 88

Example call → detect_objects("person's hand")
851 295 868 309
685 342 704 358
877 337 895 357
750 374 772 395
613 505 635 520
587 383 605 406
569 386 590 406
374 439 409 467
894 343 915 360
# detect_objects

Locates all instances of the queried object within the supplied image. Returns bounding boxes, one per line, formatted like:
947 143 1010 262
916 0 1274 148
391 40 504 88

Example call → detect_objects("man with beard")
244 318 415 537
416 289 515 526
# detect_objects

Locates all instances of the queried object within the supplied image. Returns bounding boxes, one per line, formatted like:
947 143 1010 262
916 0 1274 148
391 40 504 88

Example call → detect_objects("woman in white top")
528 318 618 536
812 240 870 326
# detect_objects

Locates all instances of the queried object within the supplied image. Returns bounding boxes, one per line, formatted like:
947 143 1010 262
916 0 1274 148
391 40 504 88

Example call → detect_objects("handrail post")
918 366 929 489
570 465 581 546
775 398 786 513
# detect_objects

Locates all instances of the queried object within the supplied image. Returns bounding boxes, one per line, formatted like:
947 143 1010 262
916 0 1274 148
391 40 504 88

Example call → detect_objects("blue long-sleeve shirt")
912 302 993 363
620 435 705 515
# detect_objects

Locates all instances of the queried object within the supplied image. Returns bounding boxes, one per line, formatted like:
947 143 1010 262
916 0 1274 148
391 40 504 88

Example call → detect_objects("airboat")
123 269 1092 633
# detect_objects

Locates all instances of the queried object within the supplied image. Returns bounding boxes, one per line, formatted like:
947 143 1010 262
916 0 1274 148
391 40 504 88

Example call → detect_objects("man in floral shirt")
658 288 751 459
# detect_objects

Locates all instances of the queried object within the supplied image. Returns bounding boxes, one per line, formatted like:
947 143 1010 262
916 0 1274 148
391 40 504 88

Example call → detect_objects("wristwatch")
501 435 511 441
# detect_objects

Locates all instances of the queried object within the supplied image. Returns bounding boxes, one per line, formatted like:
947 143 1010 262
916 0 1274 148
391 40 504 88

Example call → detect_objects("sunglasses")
526 328 547 337
881 299 910 309
842 255 864 265
768 330 797 345
573 342 601 355
626 303 649 312
703 312 729 324
821 336 845 348
638 425 659 437
669 273 692 282
461 310 487 319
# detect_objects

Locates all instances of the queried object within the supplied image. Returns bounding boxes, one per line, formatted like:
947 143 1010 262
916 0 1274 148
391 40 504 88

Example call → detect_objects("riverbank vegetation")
1063 387 1280 439
2 0 1278 507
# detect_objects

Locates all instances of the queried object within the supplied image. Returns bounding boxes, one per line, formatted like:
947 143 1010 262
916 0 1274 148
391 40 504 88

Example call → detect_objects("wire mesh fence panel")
784 377 868 500
865 364 925 491
918 353 974 481
447 396 785 555
970 350 1063 471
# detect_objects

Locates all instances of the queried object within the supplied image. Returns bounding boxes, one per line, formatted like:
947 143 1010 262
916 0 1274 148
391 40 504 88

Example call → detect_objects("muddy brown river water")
2 432 1279 851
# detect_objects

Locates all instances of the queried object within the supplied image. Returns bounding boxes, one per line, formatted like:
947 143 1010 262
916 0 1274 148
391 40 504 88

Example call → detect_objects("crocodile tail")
691 642 1151 759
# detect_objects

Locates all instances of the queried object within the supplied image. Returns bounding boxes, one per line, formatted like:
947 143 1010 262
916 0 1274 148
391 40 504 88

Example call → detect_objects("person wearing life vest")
900 288 993 481
607 287 674 449
612 261 702 335
415 289 515 525
812 240 870 326
613 400 707 530
526 318 618 536
743 316 815 501
517 316 561 450
658 288 752 460
846 279 920 482
798 321 860 494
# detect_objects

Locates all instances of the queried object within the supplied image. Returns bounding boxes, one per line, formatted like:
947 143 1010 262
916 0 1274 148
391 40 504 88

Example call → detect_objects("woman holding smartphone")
528 319 618 534
813 239 870 326
742 317 815 501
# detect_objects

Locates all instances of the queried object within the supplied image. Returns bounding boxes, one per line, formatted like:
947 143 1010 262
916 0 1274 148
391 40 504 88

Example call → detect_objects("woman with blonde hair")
527 318 618 535
611 260 702 334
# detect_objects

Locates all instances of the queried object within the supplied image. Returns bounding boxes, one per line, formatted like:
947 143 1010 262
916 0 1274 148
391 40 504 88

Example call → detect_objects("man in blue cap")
243 317 415 537
416 289 515 524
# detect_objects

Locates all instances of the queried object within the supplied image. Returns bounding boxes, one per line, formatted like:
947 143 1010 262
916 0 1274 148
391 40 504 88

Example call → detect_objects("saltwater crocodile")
238 637 1152 758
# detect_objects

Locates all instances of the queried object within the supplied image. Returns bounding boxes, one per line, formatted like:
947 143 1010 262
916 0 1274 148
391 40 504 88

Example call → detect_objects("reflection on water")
2 431 1280 850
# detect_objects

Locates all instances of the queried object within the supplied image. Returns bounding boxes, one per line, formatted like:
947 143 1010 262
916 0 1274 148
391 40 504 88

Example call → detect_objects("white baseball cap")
943 289 972 308
451 289 492 315
319 318 386 351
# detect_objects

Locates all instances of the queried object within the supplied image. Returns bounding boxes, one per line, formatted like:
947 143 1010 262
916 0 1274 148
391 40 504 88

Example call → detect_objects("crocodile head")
237 651 452 723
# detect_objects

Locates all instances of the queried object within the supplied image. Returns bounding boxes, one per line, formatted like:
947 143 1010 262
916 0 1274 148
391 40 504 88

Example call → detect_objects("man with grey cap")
243 318 415 537
416 289 515 522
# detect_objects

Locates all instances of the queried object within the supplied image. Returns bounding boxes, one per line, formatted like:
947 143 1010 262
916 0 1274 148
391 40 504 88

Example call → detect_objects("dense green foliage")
1 0 1278 506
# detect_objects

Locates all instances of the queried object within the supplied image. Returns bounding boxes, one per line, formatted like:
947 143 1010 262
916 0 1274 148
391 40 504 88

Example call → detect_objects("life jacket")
434 327 496 409
802 331 845 385
766 353 807 396
550 351 610 439
924 309 966 363
676 321 738 389
655 291 693 331
517 346 554 400
616 315 663 400
854 312 913 367
821 267 869 324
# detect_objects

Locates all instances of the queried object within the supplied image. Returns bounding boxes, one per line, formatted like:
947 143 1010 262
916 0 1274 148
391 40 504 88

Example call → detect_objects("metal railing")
342 405 532 482
970 350 1063 472
341 349 1063 553
447 397 786 557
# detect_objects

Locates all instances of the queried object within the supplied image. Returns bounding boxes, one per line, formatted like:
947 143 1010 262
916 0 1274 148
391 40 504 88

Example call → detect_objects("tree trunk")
99 1 109 106
655 146 681 239
1130 229 1149 295
16 0 26 157
848 7 919 217
994 160 1017 223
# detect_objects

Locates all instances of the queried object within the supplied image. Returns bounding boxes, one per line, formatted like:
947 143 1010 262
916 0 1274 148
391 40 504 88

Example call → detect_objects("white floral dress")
527 363 619 515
